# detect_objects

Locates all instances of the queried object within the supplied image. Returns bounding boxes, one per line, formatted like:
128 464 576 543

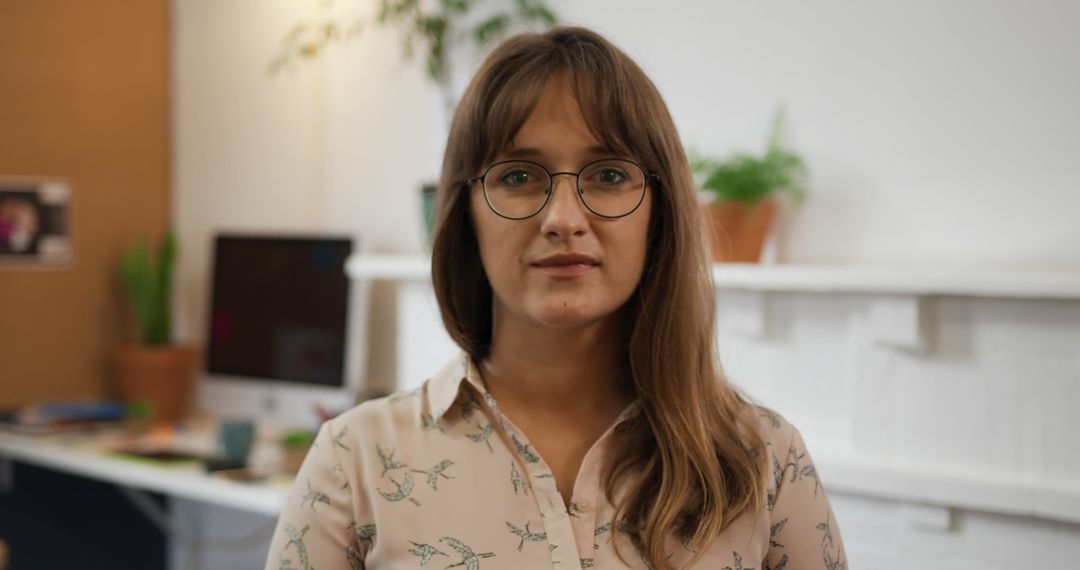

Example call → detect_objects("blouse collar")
427 351 643 424
427 352 483 421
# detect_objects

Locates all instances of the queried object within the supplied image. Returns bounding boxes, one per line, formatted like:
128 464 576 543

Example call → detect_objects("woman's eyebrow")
499 145 615 159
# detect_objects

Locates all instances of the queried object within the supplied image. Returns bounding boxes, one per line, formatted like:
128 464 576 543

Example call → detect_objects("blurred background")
1 0 1078 568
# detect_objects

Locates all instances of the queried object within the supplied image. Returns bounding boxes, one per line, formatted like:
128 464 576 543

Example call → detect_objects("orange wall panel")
0 0 170 407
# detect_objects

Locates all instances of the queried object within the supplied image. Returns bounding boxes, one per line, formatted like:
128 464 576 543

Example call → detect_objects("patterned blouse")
265 352 847 569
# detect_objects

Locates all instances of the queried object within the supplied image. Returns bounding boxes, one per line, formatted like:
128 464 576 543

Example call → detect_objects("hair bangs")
565 63 651 167
470 40 656 172
474 63 552 168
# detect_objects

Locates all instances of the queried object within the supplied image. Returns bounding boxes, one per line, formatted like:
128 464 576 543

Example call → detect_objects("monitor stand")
195 375 358 430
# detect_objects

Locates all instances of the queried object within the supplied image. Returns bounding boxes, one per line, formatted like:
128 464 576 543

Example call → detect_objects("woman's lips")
531 252 599 278
533 263 596 277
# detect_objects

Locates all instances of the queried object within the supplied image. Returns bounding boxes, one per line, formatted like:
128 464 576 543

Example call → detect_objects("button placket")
475 390 581 569
519 427 582 568
569 438 605 568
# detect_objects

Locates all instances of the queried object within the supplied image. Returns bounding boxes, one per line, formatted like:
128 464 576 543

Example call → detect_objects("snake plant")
119 229 176 346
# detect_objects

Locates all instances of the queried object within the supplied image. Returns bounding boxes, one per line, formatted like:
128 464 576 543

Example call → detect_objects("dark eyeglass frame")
465 158 661 220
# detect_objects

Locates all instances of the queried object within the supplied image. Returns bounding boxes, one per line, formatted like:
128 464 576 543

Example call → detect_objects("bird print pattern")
510 461 530 496
411 459 455 490
440 536 496 570
505 520 547 551
300 479 330 510
265 352 846 570
407 540 447 565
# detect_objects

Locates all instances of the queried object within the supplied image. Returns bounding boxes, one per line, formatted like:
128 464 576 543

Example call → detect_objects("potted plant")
113 229 199 422
691 109 808 263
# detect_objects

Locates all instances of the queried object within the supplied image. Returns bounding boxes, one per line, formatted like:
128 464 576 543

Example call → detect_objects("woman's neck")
479 308 634 422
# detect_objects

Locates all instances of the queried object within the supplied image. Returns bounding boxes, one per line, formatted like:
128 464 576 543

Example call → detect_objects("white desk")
0 426 294 569
0 428 288 517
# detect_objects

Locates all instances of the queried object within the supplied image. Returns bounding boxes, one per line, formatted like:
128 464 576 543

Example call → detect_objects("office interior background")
1 0 1079 568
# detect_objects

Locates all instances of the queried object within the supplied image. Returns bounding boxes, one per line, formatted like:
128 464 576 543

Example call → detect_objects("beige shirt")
266 353 847 570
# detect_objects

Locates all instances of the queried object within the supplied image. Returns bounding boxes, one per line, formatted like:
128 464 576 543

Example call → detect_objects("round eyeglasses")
466 158 660 220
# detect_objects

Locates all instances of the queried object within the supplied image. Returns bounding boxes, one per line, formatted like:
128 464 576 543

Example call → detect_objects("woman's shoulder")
322 354 472 458
741 406 843 565
747 401 812 462
744 403 803 452
321 383 434 442
743 404 826 505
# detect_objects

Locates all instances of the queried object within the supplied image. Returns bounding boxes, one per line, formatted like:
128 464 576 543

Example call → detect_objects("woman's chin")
527 302 608 328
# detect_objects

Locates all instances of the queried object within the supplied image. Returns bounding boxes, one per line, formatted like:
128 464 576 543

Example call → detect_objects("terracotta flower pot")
113 344 200 423
704 198 779 263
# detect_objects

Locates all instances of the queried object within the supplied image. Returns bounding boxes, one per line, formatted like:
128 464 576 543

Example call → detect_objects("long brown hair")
431 26 767 569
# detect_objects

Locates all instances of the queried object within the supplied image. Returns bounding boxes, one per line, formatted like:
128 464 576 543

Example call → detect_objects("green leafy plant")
119 229 177 346
691 109 808 206
269 0 558 115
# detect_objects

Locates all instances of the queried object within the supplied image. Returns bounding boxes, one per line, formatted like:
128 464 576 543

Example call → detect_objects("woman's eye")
501 170 530 186
597 168 627 184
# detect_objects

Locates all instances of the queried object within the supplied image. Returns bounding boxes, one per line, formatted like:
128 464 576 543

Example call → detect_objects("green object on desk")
282 429 316 448
281 429 316 474
125 401 152 420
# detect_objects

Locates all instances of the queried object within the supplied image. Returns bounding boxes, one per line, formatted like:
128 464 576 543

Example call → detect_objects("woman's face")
469 73 653 330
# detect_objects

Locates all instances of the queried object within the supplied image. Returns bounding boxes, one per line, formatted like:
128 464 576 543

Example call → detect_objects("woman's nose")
539 174 589 238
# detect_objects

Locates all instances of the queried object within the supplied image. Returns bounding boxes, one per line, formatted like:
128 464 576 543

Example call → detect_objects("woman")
266 26 846 570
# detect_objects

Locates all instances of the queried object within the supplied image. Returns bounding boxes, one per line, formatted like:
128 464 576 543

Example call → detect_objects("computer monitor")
196 233 365 428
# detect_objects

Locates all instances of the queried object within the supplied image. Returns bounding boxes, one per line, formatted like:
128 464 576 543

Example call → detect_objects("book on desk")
0 400 126 436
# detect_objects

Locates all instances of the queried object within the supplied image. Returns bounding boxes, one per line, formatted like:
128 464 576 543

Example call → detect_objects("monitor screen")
206 234 353 388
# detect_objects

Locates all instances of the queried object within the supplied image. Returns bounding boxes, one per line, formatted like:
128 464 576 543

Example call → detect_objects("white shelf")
346 254 1080 300
818 453 1080 525
710 263 1080 300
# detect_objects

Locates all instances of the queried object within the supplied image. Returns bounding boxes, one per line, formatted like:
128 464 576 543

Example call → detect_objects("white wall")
560 0 1080 267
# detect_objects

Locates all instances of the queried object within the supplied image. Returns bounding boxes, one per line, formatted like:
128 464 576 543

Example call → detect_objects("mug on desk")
217 418 255 468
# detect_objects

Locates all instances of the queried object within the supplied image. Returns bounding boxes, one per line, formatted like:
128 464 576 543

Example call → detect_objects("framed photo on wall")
0 177 73 266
